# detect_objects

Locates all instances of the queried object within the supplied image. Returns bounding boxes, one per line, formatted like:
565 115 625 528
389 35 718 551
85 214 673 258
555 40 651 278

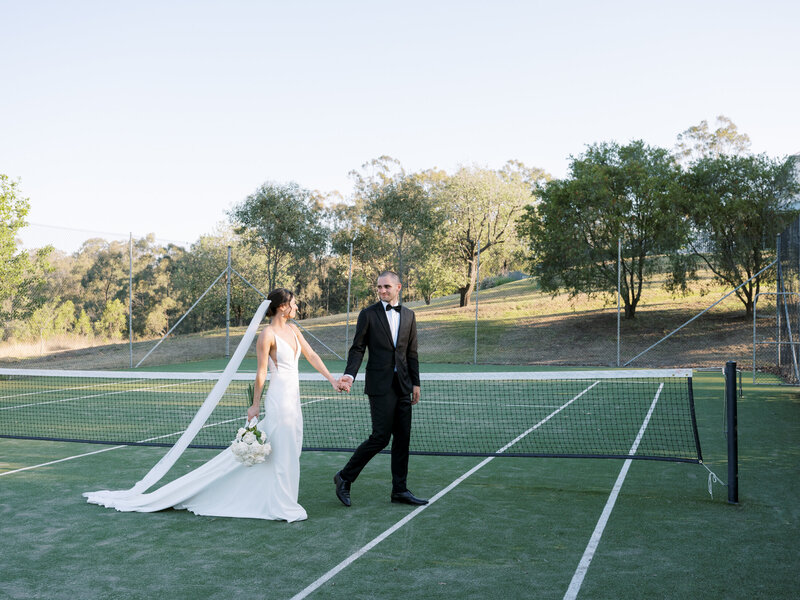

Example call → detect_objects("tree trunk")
459 256 478 307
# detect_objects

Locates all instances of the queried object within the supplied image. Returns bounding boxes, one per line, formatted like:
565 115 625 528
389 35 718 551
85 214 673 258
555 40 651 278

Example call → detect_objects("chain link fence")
752 217 800 383
4 221 798 378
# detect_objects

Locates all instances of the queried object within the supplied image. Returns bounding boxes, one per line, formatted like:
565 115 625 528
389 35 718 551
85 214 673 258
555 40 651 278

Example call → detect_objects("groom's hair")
377 270 400 284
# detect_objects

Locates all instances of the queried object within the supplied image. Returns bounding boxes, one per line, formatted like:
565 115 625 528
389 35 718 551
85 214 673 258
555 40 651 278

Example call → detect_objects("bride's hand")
247 405 259 421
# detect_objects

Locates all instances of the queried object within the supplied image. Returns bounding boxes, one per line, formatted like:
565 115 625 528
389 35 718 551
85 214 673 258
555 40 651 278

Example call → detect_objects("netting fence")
753 217 800 383
4 220 799 376
0 367 701 462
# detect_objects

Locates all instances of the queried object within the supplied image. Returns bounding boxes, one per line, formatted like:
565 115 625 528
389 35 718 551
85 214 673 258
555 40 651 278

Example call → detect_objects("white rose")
243 432 256 444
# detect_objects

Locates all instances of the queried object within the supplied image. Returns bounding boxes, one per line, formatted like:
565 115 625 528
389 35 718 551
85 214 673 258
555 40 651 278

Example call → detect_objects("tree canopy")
520 140 687 318
679 153 799 315
0 175 52 321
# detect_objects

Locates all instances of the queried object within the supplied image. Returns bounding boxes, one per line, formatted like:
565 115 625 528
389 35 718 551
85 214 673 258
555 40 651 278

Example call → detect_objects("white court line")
0 379 208 411
562 383 664 600
0 396 323 476
289 380 601 600
0 444 128 476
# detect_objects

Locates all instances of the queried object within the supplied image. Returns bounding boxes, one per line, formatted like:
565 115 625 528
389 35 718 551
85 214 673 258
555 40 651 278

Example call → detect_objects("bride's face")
281 298 298 319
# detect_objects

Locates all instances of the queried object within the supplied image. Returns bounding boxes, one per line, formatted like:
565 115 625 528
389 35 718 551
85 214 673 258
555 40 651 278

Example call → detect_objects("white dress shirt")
382 301 399 347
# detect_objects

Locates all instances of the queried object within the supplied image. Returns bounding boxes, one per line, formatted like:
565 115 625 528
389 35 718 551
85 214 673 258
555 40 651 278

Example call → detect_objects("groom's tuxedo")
340 300 420 493
344 301 420 396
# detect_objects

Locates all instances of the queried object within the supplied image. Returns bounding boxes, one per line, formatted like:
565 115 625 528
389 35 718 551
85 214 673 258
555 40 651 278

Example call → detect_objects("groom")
334 270 427 507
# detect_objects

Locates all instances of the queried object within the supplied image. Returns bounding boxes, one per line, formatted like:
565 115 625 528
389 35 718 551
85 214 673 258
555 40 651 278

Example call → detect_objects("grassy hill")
1 269 774 374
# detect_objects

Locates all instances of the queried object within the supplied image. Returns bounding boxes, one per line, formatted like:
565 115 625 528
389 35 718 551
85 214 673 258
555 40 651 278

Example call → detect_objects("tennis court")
1 362 798 599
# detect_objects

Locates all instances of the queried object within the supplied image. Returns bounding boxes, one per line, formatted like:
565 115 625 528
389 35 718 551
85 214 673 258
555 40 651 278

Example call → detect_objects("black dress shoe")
334 471 351 507
390 490 428 505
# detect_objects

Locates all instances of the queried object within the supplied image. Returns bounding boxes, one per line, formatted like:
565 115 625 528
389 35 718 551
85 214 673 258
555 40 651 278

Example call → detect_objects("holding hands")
336 375 353 393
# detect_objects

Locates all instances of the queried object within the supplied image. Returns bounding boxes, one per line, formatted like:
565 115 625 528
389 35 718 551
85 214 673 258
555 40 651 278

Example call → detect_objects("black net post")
725 361 739 504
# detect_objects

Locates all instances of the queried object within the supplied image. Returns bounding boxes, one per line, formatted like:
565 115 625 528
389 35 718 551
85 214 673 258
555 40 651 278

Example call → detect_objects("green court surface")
1 368 798 599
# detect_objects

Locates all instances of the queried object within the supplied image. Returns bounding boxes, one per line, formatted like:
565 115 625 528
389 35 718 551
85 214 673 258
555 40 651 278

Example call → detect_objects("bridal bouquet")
230 418 271 466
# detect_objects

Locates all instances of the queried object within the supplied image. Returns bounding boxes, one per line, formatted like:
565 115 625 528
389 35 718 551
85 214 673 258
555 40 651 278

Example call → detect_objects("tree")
520 141 687 318
144 297 178 337
436 164 539 307
675 115 751 165
75 309 94 338
342 158 448 299
52 300 76 334
680 154 799 316
96 298 127 340
410 252 460 304
229 182 329 293
0 175 53 321
76 239 128 320
26 300 58 354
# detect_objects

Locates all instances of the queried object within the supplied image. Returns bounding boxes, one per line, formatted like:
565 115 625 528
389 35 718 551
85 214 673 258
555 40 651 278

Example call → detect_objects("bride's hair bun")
266 288 294 317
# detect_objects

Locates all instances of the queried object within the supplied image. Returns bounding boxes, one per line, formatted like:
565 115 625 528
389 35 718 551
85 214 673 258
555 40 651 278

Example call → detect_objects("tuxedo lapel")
374 302 394 346
397 307 409 345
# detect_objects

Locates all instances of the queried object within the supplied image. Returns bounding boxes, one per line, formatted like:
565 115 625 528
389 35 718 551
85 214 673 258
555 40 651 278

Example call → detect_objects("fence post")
345 242 353 356
474 245 480 365
129 233 133 369
776 234 782 370
226 246 231 358
617 237 621 367
725 361 739 504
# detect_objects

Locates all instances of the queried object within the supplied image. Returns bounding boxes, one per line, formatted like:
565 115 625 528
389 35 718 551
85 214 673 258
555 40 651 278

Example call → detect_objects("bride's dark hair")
266 288 295 318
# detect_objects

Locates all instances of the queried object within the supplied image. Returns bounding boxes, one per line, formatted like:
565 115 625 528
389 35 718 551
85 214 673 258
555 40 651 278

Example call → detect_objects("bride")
84 288 340 522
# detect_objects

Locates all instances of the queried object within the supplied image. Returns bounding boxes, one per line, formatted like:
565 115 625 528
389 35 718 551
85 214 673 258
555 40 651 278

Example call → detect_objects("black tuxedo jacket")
344 301 420 396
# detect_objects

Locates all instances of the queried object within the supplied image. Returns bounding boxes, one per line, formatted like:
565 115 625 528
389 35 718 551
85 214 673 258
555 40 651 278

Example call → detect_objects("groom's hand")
411 385 420 405
338 375 353 393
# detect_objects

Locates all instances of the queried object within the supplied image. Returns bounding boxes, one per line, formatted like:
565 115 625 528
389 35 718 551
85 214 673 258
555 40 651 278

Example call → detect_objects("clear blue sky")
2 0 798 252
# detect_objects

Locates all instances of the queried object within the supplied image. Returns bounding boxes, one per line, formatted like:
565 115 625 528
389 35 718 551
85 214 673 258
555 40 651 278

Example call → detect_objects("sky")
2 0 799 252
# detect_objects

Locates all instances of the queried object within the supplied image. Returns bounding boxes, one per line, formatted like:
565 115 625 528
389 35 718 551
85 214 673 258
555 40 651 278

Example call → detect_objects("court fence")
3 223 798 379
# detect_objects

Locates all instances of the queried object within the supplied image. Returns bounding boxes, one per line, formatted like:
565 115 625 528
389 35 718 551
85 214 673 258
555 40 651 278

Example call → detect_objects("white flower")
230 421 272 466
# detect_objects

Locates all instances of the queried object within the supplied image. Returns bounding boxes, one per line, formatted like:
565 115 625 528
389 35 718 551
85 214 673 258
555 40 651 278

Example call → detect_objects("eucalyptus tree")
680 153 799 316
675 115 751 165
229 181 329 296
436 163 539 307
520 141 686 318
0 174 52 322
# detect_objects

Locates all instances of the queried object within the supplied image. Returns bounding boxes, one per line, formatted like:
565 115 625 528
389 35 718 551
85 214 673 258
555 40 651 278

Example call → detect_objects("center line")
289 381 600 600
563 383 664 600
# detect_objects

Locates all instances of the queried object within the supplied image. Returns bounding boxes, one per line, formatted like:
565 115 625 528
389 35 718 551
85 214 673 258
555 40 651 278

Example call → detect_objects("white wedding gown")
84 332 307 522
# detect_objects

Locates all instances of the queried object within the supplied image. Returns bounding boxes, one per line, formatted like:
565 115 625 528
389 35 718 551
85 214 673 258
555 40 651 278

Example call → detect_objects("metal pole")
226 246 231 358
474 245 480 365
725 361 739 504
345 242 353 355
776 234 782 371
129 233 133 369
617 237 621 367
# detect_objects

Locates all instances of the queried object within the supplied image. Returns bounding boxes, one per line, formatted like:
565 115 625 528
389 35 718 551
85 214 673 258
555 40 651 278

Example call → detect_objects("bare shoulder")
258 325 275 344
288 322 306 341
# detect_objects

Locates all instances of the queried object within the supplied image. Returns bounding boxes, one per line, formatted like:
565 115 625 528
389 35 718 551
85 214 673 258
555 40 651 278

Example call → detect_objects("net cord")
0 367 693 382
83 299 270 503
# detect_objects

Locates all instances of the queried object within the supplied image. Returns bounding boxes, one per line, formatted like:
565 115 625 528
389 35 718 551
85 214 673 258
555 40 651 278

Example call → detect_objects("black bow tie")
385 304 401 312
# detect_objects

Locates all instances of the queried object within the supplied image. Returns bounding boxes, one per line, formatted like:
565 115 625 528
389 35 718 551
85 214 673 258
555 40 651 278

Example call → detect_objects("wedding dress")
84 330 307 522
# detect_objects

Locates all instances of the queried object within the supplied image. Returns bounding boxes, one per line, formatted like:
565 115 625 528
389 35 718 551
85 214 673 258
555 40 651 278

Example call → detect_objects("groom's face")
376 275 401 305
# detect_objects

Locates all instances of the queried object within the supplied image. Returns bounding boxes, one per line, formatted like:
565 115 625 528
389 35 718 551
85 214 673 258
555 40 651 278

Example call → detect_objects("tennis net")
0 367 701 462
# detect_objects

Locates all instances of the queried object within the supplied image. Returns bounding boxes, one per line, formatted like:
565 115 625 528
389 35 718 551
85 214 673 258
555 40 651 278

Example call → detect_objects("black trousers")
341 374 412 493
